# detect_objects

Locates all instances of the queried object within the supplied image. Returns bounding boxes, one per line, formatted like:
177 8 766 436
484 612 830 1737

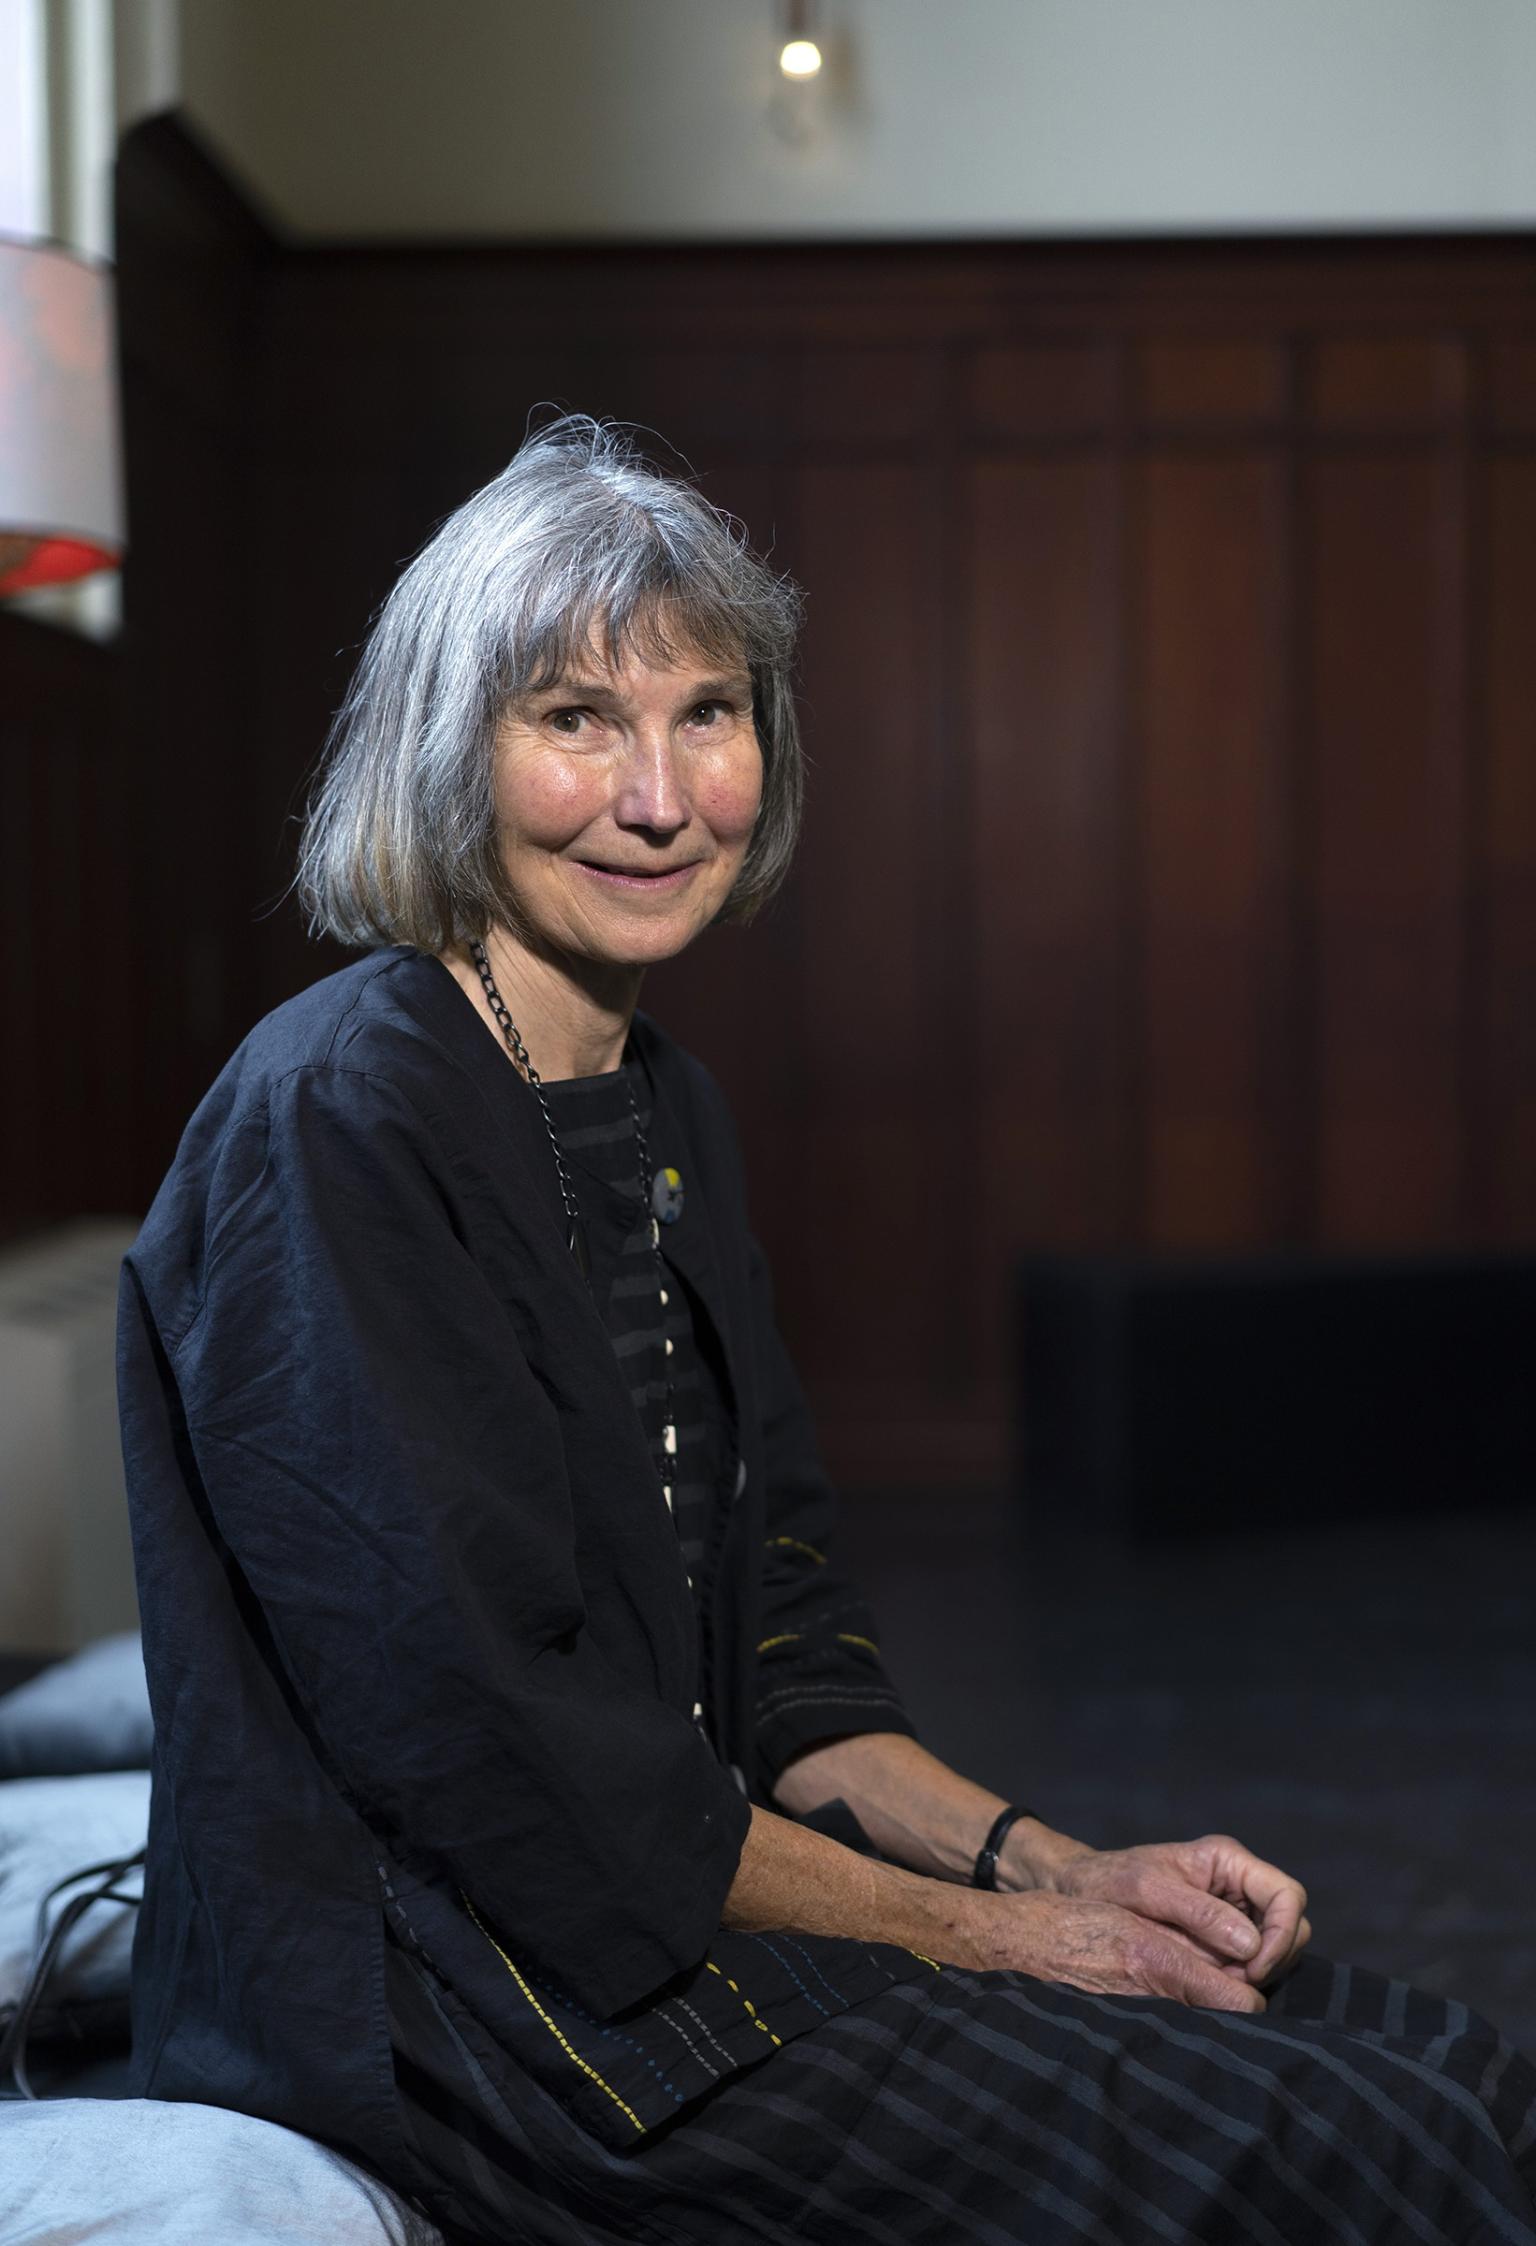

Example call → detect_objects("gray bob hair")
296 414 804 952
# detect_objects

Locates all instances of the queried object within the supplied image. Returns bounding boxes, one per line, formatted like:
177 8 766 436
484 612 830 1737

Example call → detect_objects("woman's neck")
439 929 642 1081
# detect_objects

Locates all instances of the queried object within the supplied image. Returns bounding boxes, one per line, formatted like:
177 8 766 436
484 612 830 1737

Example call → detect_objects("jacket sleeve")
156 1060 751 2020
747 1234 920 1788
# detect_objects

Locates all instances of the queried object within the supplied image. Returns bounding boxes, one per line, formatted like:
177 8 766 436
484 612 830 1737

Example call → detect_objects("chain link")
470 939 585 1241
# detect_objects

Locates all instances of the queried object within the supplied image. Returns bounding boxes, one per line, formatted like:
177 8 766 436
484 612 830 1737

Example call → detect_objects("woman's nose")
613 729 689 837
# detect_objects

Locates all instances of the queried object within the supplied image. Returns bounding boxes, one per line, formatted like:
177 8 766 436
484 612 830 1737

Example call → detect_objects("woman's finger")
1251 1880 1309 1976
1133 1870 1264 1966
1258 1910 1313 1983
1194 1837 1308 1978
1134 1929 1267 2014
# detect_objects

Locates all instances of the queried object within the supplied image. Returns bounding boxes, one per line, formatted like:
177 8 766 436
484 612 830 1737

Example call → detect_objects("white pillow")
0 2098 443 2245
0 1771 148 2043
0 1636 152 1779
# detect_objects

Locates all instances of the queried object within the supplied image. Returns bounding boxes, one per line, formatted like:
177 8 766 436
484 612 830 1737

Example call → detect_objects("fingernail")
1234 1925 1259 1957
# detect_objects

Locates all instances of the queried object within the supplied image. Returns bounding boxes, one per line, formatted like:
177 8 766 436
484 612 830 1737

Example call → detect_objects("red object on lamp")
0 530 119 593
0 237 125 597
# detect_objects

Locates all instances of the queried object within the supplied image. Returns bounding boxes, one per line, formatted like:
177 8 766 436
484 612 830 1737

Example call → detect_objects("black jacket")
118 946 931 2168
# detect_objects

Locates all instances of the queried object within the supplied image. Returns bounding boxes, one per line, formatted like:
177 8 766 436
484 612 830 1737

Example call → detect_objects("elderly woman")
119 419 1535 2245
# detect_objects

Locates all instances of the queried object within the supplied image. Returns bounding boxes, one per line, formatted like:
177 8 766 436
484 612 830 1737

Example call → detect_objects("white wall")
174 0 1536 243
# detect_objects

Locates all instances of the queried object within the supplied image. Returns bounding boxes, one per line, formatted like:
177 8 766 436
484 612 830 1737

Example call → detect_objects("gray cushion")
0 2097 444 2244
0 1636 152 1779
0 1771 148 2041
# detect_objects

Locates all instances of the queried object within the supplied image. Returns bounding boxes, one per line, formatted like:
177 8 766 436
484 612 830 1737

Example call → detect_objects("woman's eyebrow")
530 673 752 705
529 676 619 704
689 674 754 701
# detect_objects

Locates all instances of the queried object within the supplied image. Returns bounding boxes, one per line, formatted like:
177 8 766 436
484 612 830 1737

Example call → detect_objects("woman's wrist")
992 1815 1095 1894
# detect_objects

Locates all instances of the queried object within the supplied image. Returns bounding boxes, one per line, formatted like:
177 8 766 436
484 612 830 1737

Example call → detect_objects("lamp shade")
0 238 124 596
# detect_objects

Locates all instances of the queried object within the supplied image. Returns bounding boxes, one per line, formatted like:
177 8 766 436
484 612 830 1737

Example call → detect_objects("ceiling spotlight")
779 36 822 78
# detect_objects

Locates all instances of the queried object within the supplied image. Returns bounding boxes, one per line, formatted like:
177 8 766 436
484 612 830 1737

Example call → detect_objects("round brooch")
651 1165 685 1224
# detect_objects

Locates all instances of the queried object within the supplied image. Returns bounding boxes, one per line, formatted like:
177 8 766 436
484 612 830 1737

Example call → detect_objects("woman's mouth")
573 860 702 893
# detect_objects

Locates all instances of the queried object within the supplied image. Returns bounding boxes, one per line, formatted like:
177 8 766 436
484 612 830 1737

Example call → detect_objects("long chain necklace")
470 938 679 1522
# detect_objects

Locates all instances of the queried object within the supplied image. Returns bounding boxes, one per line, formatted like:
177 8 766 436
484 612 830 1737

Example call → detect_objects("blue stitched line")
778 1932 850 2009
743 1931 831 2016
525 1974 687 2103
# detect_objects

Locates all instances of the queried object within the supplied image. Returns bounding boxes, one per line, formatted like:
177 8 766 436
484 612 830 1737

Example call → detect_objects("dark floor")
839 1490 1536 2057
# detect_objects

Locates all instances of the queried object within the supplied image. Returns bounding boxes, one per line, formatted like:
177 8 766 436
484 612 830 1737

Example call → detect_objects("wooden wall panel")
1135 342 1287 428
969 346 1118 440
1134 451 1294 1245
1305 451 1466 1238
1307 338 1467 430
107 120 1536 1484
0 615 132 1243
113 122 270 1205
968 454 1125 1302
1488 342 1536 434
777 456 950 1417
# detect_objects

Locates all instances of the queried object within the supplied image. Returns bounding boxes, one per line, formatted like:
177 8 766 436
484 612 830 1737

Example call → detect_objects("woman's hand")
726 1805 1273 2012
1036 1834 1312 1988
962 1887 1270 2012
756 1738 1311 2008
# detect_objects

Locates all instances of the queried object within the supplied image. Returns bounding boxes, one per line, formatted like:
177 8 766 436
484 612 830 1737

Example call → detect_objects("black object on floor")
1016 1250 1536 1541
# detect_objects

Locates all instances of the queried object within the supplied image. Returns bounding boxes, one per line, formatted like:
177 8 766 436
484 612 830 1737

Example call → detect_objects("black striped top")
541 1060 722 1607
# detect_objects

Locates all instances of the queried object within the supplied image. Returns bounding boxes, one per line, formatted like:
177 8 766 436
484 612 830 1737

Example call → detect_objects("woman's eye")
689 701 728 727
547 708 589 735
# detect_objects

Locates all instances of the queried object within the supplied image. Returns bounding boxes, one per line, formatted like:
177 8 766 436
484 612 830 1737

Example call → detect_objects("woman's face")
491 637 763 972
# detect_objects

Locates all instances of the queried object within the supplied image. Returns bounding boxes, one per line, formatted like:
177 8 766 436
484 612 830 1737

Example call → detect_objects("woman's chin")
557 886 735 972
549 908 715 976
614 915 715 968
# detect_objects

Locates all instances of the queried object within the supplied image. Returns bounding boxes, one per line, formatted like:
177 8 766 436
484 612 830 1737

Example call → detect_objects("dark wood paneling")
1307 338 1468 430
1135 449 1294 1246
1135 341 1287 428
968 452 1126 1326
0 612 131 1242
1305 451 1466 1238
113 116 272 1210
969 345 1118 439
1488 341 1536 433
109 116 1536 1485
785 456 948 1414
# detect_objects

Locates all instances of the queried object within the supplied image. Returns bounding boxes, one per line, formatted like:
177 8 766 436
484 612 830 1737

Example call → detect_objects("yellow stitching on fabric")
704 1958 783 2044
765 1536 826 1565
907 1949 942 1971
756 1632 802 1653
461 1894 645 2134
835 1633 881 1655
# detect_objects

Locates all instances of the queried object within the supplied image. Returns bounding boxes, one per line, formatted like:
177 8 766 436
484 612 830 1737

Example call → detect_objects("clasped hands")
977 1830 1312 2015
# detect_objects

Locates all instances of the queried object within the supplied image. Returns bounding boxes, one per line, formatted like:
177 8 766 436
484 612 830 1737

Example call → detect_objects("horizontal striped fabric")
386 1942 1536 2244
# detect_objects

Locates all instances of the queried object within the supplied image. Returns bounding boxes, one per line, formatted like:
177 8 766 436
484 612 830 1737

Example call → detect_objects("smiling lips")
574 859 703 892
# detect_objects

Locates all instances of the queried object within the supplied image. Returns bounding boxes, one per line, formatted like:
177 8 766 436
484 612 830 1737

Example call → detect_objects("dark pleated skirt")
385 1937 1536 2246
